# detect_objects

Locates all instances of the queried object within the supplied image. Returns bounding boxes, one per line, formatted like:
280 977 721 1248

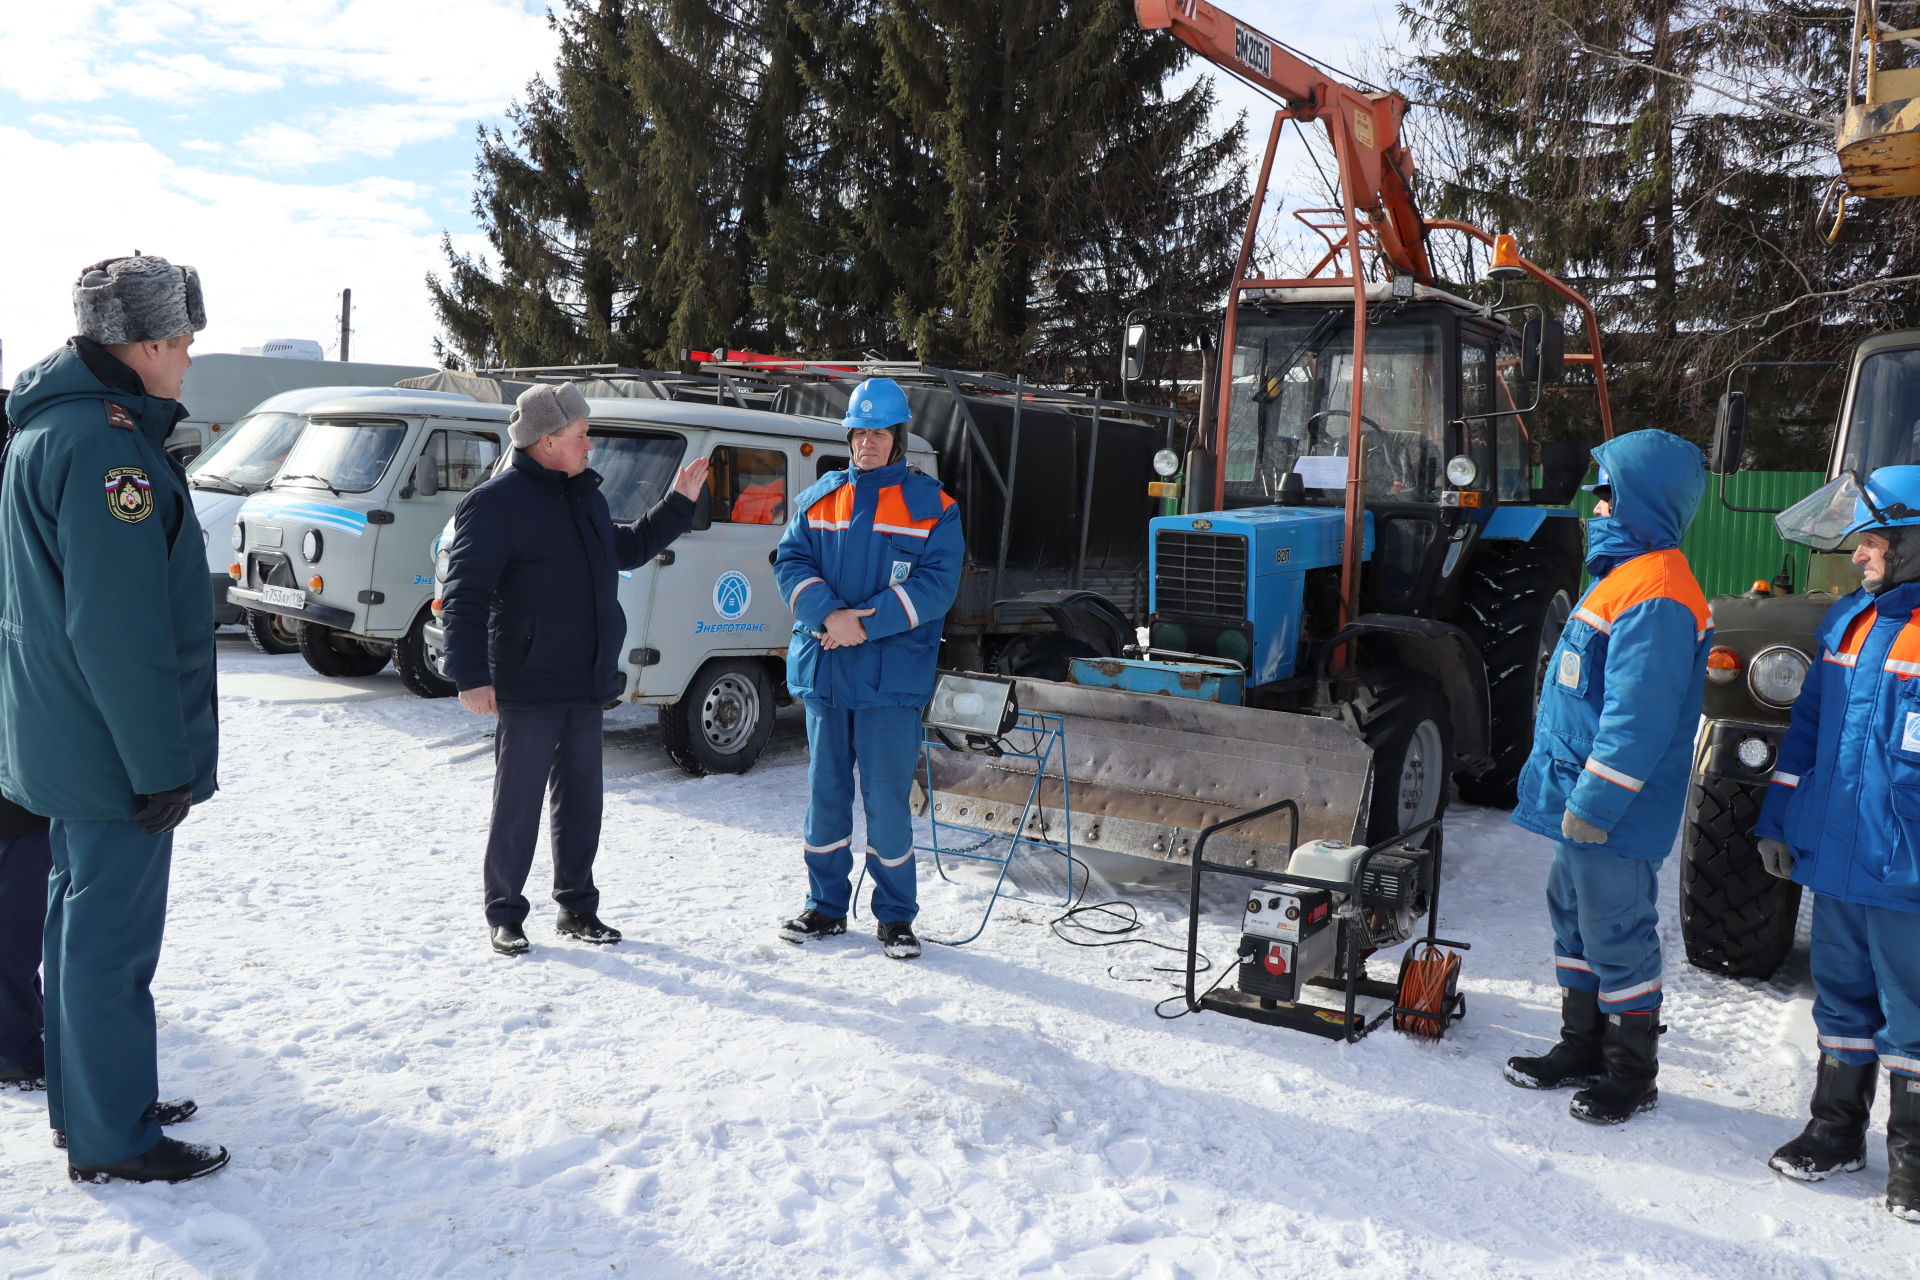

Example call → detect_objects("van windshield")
274 418 408 494
187 412 307 492
591 429 686 521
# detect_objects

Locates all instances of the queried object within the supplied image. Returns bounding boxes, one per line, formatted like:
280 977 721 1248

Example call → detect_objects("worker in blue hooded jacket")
0 256 226 1185
1505 429 1711 1126
1754 465 1920 1222
772 378 961 959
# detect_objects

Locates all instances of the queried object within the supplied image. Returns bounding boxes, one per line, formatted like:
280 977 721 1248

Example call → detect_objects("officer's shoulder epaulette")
104 402 137 431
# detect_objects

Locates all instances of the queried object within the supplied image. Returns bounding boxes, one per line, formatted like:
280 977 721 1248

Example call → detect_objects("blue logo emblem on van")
714 570 752 620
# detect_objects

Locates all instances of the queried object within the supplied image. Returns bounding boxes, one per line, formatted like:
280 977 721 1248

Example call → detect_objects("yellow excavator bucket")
1840 3 1920 199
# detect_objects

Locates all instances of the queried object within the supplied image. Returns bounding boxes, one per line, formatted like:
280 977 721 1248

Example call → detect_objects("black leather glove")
132 786 194 835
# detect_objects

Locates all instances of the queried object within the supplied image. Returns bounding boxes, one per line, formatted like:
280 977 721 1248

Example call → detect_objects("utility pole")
338 288 352 361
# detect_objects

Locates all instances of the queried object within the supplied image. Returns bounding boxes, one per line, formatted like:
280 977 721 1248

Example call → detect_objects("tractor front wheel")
1355 668 1452 848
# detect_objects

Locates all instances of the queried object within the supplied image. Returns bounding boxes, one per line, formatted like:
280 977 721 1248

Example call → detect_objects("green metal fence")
1559 471 1827 599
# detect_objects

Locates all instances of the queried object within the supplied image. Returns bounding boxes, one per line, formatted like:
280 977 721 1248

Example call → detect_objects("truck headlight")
1748 645 1810 709
1445 455 1479 487
1152 448 1181 478
302 528 323 563
230 521 244 551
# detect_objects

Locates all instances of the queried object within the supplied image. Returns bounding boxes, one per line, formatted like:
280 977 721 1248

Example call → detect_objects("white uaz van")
423 396 936 775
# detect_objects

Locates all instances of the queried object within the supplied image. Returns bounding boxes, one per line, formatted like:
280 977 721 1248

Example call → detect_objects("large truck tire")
296 622 391 678
661 659 774 776
394 610 456 699
1354 667 1452 848
244 609 300 655
1456 543 1573 809
1680 770 1801 979
988 632 1097 682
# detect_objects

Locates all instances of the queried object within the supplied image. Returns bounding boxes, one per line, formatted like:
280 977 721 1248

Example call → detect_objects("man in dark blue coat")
441 383 708 956
0 255 225 1184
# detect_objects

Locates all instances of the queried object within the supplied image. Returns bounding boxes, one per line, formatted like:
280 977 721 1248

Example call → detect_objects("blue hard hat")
1777 464 1920 549
1848 465 1920 534
842 377 911 431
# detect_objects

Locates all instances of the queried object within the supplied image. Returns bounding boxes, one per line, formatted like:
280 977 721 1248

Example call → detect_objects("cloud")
0 2 554 108
26 112 142 141
0 126 464 380
233 101 504 170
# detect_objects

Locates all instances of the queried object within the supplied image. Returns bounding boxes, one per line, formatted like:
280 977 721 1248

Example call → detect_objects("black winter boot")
1889 1071 1920 1222
69 1136 228 1185
779 909 846 944
1569 1010 1661 1125
1505 988 1605 1090
1769 1055 1877 1181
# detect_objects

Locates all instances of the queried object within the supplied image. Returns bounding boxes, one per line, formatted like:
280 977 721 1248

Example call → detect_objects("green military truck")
1681 330 1920 978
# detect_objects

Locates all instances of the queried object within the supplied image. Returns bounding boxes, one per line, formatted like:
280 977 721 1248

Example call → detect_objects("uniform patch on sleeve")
105 403 136 431
1558 650 1581 689
104 467 154 522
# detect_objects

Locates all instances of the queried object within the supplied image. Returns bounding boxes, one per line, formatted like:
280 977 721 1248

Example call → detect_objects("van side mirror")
1709 390 1747 476
1522 316 1565 384
413 453 440 498
1121 323 1149 383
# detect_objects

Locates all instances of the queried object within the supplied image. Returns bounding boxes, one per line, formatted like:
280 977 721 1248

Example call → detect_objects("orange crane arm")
1136 0 1433 281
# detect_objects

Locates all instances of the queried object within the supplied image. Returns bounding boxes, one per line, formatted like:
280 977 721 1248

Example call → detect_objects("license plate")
262 585 305 609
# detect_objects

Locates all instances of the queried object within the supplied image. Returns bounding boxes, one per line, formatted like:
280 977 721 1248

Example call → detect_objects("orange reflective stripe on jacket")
808 481 954 538
872 483 955 538
1575 548 1711 638
806 485 855 531
1825 609 1875 668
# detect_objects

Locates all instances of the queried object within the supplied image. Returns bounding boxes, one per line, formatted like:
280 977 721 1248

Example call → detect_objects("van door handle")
656 551 675 566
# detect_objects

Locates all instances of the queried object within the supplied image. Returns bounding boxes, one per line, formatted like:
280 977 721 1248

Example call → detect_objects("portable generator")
1180 803 1469 1042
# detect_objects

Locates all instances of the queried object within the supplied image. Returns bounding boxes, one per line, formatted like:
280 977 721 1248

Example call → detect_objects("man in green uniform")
0 255 226 1183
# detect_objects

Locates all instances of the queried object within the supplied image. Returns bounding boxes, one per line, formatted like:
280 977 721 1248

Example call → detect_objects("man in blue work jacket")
0 256 225 1184
1757 465 1920 1222
773 378 962 959
1505 429 1712 1125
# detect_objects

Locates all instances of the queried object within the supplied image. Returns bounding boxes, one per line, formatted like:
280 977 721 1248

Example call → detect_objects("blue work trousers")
1546 841 1664 1013
0 830 52 1073
803 702 921 924
1808 892 1920 1076
44 819 172 1166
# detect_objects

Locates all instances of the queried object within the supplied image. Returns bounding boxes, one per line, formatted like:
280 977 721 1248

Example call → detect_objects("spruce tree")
1397 0 1920 463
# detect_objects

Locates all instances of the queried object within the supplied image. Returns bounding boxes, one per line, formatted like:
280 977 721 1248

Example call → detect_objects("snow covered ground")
1 636 1911 1278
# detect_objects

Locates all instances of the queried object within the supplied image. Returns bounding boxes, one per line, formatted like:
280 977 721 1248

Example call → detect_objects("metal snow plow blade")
913 677 1372 874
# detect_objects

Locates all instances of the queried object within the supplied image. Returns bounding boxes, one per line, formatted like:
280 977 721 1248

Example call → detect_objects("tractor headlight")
1445 455 1479 487
230 521 245 551
1152 448 1181 478
302 528 324 564
1748 645 1810 709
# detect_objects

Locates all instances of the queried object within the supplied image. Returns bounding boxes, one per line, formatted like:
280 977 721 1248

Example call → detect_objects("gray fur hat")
509 382 591 449
73 255 206 345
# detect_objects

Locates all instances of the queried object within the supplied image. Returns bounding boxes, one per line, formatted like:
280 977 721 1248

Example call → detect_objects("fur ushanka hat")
72 255 207 345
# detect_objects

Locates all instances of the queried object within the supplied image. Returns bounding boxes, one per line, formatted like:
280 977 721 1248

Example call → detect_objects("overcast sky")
0 1 1402 385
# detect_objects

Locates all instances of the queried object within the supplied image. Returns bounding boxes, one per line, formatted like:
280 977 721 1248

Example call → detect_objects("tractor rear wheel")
1680 770 1801 979
1456 543 1573 809
1355 668 1452 848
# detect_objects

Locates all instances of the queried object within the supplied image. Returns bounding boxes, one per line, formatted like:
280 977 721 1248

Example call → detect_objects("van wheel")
244 609 300 655
394 610 456 699
661 660 774 776
296 622 391 678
